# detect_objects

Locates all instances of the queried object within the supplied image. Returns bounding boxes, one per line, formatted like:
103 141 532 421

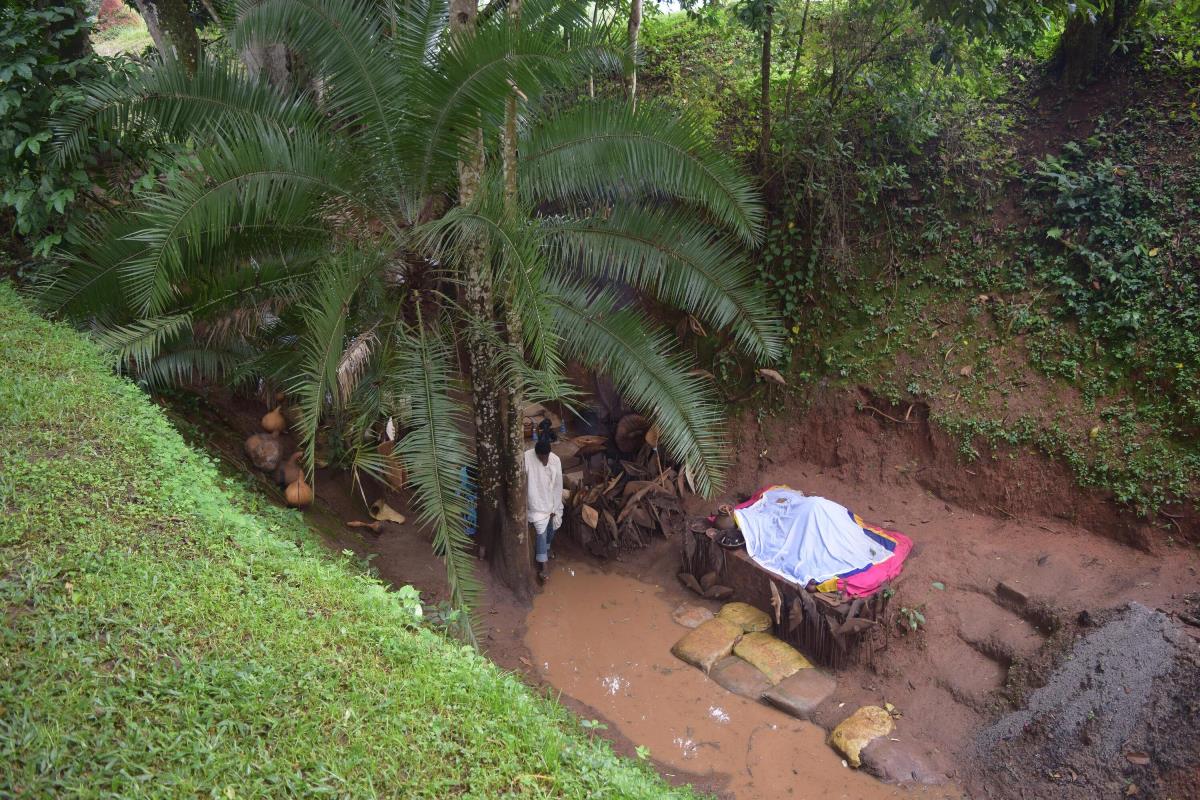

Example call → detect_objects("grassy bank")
0 283 692 798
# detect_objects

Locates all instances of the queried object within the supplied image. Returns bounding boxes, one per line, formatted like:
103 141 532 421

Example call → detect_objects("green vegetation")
633 3 1199 517
41 0 779 610
92 15 153 58
0 282 695 798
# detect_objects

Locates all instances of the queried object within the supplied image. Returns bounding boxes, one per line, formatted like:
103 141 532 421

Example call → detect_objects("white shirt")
523 448 563 525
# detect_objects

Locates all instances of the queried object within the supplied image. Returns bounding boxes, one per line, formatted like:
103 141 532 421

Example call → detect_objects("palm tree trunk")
498 0 536 598
450 0 534 597
627 0 642 110
132 0 200 74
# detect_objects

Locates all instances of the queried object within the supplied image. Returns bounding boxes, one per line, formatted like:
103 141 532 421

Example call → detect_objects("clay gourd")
244 432 283 471
286 476 314 507
261 406 287 434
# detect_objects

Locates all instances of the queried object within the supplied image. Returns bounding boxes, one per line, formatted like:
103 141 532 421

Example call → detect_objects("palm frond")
411 22 591 192
544 207 784 361
91 312 195 374
139 347 249 390
336 329 378 404
287 253 379 477
521 102 765 246
121 122 363 315
418 187 560 371
52 57 323 167
390 318 480 642
549 282 727 497
232 0 406 163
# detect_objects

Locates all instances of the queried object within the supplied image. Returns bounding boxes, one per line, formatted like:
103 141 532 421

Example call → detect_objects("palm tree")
42 0 782 634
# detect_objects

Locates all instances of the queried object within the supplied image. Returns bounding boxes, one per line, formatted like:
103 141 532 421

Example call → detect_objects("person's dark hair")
534 438 551 457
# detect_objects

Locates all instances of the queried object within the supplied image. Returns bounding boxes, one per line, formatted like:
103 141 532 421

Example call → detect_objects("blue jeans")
534 517 557 564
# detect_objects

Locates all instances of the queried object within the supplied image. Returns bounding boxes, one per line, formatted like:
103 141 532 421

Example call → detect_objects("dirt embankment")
713 384 1200 797
745 384 1197 549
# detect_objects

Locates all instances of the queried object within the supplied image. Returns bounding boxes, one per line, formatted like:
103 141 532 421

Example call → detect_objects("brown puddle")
525 561 959 800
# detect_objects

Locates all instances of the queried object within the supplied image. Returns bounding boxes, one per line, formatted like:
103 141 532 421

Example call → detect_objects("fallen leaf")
1125 752 1151 766
959 365 973 377
1125 783 1138 796
931 581 945 591
757 368 787 386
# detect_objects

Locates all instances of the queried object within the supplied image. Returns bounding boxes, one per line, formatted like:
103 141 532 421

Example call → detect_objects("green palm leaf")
52 57 322 168
544 206 784 361
390 318 480 641
550 282 727 496
521 102 765 246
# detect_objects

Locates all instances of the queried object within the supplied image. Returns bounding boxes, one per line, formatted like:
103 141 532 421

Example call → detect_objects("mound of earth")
970 603 1200 799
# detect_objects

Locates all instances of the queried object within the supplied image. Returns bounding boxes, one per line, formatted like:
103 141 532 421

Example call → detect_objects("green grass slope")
0 283 690 799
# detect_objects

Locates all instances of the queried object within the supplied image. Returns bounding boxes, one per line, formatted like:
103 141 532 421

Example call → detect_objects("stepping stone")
709 655 772 700
762 669 837 719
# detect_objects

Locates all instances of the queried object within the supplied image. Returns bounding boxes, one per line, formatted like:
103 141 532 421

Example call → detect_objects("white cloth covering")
523 448 563 526
733 488 888 586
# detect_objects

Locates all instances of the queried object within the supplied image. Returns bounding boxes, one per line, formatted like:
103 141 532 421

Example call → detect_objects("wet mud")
525 562 959 800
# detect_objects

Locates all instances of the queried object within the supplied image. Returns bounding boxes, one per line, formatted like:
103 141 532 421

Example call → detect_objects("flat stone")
860 738 949 785
709 655 772 700
762 668 837 719
672 602 715 629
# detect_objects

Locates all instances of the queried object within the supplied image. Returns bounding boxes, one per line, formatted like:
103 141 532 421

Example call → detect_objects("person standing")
524 437 563 582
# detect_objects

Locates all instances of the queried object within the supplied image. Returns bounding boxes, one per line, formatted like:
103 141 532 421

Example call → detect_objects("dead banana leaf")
346 520 384 533
581 503 600 529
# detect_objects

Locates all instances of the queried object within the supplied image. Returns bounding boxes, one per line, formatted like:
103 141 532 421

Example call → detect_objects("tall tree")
627 0 642 109
735 0 774 172
47 0 781 625
132 0 201 73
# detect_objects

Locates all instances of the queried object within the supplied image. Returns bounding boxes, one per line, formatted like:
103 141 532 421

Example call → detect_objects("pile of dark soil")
971 603 1200 799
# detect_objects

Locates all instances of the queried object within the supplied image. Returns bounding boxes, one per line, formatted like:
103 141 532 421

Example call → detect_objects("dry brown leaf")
580 504 599 529
757 368 786 386
687 315 707 337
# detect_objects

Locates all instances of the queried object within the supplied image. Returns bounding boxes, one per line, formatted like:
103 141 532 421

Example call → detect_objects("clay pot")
714 504 736 530
244 432 283 472
276 452 303 486
261 406 287 434
285 477 314 508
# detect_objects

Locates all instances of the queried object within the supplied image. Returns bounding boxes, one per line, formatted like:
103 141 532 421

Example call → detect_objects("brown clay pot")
261 406 286 434
285 477 314 508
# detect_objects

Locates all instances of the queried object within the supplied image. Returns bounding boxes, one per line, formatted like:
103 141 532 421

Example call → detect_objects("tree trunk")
1055 0 1142 86
758 3 773 173
627 0 642 110
133 0 200 74
451 0 535 598
241 43 291 89
497 0 536 598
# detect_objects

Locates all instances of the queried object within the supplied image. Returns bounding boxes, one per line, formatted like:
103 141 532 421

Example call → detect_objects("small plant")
898 605 926 633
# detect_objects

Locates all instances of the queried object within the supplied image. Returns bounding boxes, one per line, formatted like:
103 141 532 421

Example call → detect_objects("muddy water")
525 562 957 800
